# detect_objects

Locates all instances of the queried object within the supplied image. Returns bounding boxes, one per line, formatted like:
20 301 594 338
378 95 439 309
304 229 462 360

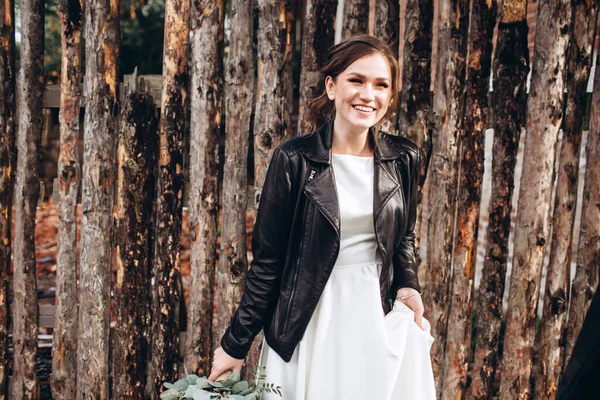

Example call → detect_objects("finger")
415 309 424 330
208 367 222 382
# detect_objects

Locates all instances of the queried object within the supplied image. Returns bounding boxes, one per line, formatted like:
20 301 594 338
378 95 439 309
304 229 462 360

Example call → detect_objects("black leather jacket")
221 120 420 363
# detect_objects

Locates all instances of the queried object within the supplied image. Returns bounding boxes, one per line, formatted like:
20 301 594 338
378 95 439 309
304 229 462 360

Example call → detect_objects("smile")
352 105 375 113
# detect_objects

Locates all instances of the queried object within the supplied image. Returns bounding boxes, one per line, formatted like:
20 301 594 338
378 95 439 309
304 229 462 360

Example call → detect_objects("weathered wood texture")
373 0 399 135
76 0 119 398
215 0 254 353
51 1 82 398
565 51 600 368
0 0 14 398
499 0 572 398
185 0 224 377
12 0 44 398
423 0 470 392
254 0 296 206
112 75 158 400
535 2 598 397
441 0 496 398
469 2 529 398
398 0 434 266
342 0 369 38
297 0 337 134
147 0 189 397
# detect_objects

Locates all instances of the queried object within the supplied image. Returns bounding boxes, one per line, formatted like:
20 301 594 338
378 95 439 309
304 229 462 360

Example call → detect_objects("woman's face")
325 52 393 134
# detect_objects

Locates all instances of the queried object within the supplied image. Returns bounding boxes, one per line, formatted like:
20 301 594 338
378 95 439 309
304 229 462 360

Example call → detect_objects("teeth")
354 105 374 112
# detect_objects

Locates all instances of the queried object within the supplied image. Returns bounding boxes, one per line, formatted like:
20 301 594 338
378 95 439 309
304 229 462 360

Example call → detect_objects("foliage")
160 365 282 400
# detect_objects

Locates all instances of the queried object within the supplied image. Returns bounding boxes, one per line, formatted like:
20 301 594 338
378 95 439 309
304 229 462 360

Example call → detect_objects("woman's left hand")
396 287 425 330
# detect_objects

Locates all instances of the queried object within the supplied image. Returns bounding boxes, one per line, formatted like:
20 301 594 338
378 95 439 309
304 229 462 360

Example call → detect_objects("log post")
0 0 14 398
185 0 225 377
342 0 369 38
112 74 158 399
499 0 572 397
441 0 496 398
297 0 337 134
76 0 119 398
536 2 598 397
147 0 190 397
12 0 44 397
51 1 82 398
469 1 529 397
422 0 470 393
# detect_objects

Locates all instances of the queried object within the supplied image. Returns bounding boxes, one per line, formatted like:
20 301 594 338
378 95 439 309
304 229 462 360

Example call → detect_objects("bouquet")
160 365 282 400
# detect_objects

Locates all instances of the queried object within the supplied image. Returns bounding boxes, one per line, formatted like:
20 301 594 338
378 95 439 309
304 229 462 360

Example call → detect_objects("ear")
325 76 335 100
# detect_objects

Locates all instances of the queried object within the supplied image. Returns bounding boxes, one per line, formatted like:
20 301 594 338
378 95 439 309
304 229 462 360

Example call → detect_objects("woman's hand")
208 347 244 381
396 287 425 330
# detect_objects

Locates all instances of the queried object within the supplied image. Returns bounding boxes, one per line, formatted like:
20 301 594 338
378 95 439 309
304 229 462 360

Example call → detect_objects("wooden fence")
1 0 599 399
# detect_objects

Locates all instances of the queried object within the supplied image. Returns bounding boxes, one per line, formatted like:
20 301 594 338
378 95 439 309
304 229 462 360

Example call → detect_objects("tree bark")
12 0 44 398
0 0 15 398
535 2 598 397
469 2 529 398
112 75 158 400
77 0 119 398
185 0 224 377
297 0 337 134
215 0 254 354
422 0 469 393
147 0 189 397
373 0 399 135
342 0 369 39
565 51 600 369
498 1 572 398
51 1 82 398
441 0 496 398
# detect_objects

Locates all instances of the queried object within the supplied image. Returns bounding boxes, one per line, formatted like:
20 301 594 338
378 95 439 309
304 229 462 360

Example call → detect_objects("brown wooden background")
1 0 599 399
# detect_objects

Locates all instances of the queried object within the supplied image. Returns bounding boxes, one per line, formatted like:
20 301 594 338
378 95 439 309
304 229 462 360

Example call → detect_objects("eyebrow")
346 72 390 82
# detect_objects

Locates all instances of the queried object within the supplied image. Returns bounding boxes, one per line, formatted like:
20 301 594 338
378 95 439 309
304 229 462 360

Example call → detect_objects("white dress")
260 154 436 400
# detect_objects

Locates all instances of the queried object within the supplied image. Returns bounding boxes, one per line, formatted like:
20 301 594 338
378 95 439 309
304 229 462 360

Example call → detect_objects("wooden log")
373 0 399 135
0 0 14 398
12 0 44 398
469 2 529 397
499 0 572 398
297 0 337 134
51 1 83 398
185 0 224 377
565 50 600 370
76 0 119 398
398 0 434 267
112 74 158 399
342 0 369 38
215 0 254 354
147 0 189 397
441 0 496 398
535 2 598 397
422 0 470 393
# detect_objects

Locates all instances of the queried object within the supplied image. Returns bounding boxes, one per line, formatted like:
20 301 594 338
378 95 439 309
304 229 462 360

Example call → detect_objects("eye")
349 78 363 84
376 82 389 88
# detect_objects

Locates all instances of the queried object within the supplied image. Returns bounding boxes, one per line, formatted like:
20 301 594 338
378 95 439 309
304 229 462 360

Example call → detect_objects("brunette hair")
308 34 400 139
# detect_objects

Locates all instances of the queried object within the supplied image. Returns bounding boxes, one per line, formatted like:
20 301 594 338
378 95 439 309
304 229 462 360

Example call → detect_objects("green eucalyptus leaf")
184 385 200 399
187 374 200 385
192 391 211 400
159 389 182 399
231 381 249 394
207 381 224 388
174 378 190 391
195 377 208 388
163 382 176 390
221 370 241 387
243 394 257 400
237 386 255 396
229 395 245 400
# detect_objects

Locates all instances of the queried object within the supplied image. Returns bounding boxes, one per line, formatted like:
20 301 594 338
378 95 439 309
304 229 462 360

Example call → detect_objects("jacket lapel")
304 166 340 236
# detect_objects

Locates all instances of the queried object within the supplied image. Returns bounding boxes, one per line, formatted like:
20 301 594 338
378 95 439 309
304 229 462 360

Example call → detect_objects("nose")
359 84 375 101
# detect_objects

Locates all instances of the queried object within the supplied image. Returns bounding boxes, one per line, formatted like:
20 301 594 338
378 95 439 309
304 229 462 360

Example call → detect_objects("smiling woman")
209 34 436 400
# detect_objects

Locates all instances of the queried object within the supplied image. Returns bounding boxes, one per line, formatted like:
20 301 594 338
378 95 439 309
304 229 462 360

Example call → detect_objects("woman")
210 35 436 399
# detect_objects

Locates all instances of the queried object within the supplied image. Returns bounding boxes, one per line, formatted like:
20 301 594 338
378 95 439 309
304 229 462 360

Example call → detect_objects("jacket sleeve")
220 146 293 359
390 149 421 296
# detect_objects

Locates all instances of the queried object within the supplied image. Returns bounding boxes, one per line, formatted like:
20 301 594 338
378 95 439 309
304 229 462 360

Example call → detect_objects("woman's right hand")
208 347 244 381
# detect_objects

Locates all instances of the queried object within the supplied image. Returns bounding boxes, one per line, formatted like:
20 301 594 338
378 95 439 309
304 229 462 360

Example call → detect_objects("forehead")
342 53 392 79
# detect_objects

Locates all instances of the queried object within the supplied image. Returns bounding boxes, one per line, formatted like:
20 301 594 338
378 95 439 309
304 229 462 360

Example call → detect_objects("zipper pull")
308 169 316 182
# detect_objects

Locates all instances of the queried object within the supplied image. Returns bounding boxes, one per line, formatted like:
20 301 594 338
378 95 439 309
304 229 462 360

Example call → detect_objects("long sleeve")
220 146 293 359
391 150 421 295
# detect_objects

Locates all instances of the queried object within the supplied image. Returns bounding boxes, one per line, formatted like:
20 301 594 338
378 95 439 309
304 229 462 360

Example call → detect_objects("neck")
331 117 373 156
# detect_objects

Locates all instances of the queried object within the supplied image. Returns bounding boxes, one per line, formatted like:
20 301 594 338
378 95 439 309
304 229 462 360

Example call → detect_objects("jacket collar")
301 120 402 164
